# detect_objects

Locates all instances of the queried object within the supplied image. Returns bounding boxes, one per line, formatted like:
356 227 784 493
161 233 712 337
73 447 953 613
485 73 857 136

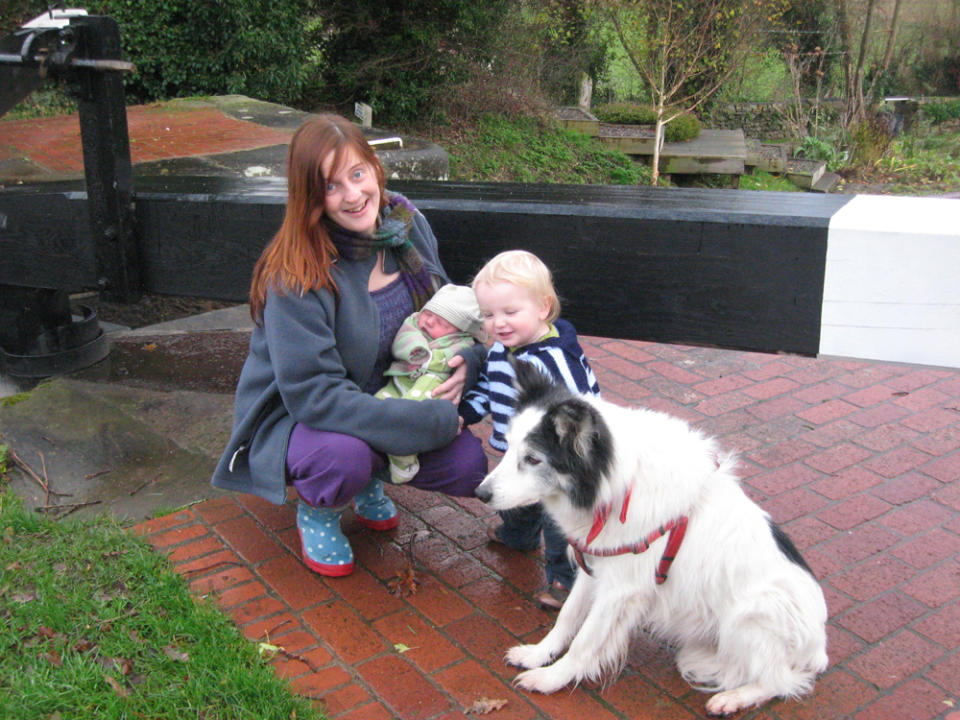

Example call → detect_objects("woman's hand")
433 354 467 405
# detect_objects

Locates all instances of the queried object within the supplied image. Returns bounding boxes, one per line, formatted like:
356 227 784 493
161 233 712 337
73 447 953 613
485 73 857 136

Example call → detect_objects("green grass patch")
871 129 960 194
0 492 324 720
738 168 803 192
445 114 653 185
4 87 78 120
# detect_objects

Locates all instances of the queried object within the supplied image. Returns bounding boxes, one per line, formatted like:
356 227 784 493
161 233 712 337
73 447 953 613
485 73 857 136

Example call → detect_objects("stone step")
745 139 789 173
785 158 827 189
812 170 841 193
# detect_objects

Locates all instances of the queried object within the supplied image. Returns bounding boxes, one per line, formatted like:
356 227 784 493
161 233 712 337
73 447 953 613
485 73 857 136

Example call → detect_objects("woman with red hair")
212 114 487 577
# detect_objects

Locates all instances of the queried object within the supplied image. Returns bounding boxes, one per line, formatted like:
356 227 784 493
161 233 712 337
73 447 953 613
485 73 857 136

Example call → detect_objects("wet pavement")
2 98 959 719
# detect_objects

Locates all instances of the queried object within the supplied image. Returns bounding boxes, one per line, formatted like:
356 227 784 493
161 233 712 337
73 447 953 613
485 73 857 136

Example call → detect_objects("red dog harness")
567 484 689 584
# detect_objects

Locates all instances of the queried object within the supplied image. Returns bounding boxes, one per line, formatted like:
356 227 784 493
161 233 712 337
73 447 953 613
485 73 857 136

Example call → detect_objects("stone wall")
708 100 843 139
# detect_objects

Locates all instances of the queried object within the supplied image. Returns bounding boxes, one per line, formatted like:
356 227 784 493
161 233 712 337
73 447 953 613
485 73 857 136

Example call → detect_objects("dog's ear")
548 398 602 459
508 355 558 407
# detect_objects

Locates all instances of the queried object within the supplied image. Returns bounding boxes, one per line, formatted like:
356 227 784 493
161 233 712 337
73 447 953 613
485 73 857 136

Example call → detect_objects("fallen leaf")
468 697 508 714
257 642 280 660
387 562 420 597
163 645 190 662
142 343 157 351
103 674 128 698
394 643 413 653
12 592 37 604
41 650 62 667
6 561 22 571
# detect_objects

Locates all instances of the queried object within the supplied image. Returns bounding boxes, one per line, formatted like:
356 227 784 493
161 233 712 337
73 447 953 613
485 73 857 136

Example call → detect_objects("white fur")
476 397 828 716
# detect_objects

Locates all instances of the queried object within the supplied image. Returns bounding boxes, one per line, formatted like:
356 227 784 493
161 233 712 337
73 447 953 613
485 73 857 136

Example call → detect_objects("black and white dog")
475 360 827 716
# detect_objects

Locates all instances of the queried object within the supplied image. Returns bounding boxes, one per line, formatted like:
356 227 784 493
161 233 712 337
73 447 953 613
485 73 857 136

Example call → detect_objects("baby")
376 283 485 483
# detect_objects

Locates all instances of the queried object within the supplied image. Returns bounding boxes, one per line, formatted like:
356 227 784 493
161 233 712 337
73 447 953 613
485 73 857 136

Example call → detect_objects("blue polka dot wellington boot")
296 501 354 577
352 471 399 531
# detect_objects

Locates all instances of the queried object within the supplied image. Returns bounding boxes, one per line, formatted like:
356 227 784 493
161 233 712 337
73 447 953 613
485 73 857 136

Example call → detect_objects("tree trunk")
578 72 593 109
651 108 664 186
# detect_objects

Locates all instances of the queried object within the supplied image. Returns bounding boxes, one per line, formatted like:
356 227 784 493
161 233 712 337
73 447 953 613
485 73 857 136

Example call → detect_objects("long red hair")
249 114 387 324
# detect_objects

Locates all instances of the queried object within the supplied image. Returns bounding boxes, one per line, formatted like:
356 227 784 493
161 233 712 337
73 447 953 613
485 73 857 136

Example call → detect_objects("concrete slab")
0 377 232 522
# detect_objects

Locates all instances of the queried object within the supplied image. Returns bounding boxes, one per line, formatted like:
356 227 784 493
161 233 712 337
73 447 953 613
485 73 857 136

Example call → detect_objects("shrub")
848 117 892 168
664 112 701 142
592 102 657 125
592 102 701 142
795 135 848 172
83 0 312 105
316 1 511 125
921 99 960 127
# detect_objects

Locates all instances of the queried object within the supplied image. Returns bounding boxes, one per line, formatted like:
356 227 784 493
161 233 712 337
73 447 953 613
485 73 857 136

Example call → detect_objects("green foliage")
3 87 77 120
593 102 656 125
849 117 892 168
592 102 700 141
0 493 323 720
716 48 790 103
316 0 511 125
665 112 701 143
795 135 849 172
922 100 960 127
738 168 803 192
873 129 960 194
446 114 652 185
82 0 313 105
529 0 608 105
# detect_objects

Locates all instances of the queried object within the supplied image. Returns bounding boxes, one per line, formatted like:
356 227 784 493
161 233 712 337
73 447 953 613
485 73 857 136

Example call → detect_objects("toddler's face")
418 309 460 339
474 281 550 349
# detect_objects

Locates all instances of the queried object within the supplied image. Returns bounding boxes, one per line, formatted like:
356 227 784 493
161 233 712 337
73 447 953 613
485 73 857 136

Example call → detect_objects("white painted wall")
821 195 960 368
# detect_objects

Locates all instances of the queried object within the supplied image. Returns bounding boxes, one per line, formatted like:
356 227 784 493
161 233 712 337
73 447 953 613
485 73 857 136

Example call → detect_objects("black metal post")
72 15 139 303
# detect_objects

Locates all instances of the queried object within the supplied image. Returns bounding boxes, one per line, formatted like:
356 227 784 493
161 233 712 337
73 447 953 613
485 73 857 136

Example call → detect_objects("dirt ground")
96 294 236 329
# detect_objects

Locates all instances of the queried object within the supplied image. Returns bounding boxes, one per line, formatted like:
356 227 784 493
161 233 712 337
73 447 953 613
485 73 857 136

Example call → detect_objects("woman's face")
321 146 380 235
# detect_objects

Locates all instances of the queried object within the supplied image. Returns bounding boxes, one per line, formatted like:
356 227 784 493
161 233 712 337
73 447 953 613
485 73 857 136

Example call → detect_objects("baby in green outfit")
376 284 485 483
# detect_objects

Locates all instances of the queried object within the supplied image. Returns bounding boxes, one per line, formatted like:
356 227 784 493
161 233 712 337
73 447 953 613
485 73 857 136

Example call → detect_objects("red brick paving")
1 104 293 174
60 101 954 718
133 337 960 720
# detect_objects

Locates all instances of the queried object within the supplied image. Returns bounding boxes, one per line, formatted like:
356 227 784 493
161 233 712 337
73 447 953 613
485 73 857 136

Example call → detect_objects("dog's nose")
475 485 492 503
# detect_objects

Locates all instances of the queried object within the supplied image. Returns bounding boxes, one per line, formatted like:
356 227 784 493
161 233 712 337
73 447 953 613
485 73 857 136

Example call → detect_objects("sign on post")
354 102 372 128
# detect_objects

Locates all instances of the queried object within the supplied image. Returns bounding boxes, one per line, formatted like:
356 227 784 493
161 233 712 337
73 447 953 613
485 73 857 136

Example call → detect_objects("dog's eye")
523 454 541 466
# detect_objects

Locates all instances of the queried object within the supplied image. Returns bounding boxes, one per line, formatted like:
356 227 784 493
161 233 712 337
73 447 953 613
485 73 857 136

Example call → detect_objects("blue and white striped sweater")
460 318 600 452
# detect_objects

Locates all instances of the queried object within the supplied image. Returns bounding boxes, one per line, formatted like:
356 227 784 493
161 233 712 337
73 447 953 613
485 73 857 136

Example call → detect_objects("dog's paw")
514 665 572 694
505 644 552 669
705 685 771 717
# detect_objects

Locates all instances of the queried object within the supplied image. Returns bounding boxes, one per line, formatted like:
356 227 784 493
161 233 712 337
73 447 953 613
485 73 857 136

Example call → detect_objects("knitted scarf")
324 191 435 311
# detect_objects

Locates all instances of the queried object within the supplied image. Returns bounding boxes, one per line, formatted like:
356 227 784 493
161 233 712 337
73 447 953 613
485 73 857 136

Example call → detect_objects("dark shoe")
535 581 570 610
485 523 540 552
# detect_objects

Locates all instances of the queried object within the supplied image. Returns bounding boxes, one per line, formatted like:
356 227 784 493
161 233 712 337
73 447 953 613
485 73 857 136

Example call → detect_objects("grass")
738 168 803 192
0 490 324 720
441 114 654 185
857 125 960 195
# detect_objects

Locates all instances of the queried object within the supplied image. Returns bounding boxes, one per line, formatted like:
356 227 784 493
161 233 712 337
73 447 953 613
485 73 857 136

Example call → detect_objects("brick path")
14 99 955 718
1 103 293 174
134 338 960 720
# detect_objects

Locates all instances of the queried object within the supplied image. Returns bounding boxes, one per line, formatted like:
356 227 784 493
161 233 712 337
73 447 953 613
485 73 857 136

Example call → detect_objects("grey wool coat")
211 206 483 505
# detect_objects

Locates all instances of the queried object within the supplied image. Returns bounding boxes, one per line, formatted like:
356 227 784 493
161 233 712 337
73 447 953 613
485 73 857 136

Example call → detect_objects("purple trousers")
286 423 488 508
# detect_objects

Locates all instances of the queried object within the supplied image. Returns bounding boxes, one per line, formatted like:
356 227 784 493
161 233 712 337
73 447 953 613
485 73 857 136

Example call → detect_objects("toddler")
377 283 485 483
460 250 600 609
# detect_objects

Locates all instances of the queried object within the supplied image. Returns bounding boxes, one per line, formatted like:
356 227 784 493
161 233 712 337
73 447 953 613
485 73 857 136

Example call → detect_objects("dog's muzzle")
474 484 493 504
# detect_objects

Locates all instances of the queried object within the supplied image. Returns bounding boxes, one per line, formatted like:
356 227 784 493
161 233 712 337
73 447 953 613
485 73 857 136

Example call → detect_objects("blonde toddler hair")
471 250 561 323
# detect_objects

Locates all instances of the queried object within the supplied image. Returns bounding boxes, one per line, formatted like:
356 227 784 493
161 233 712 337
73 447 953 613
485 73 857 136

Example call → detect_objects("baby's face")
418 309 460 339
